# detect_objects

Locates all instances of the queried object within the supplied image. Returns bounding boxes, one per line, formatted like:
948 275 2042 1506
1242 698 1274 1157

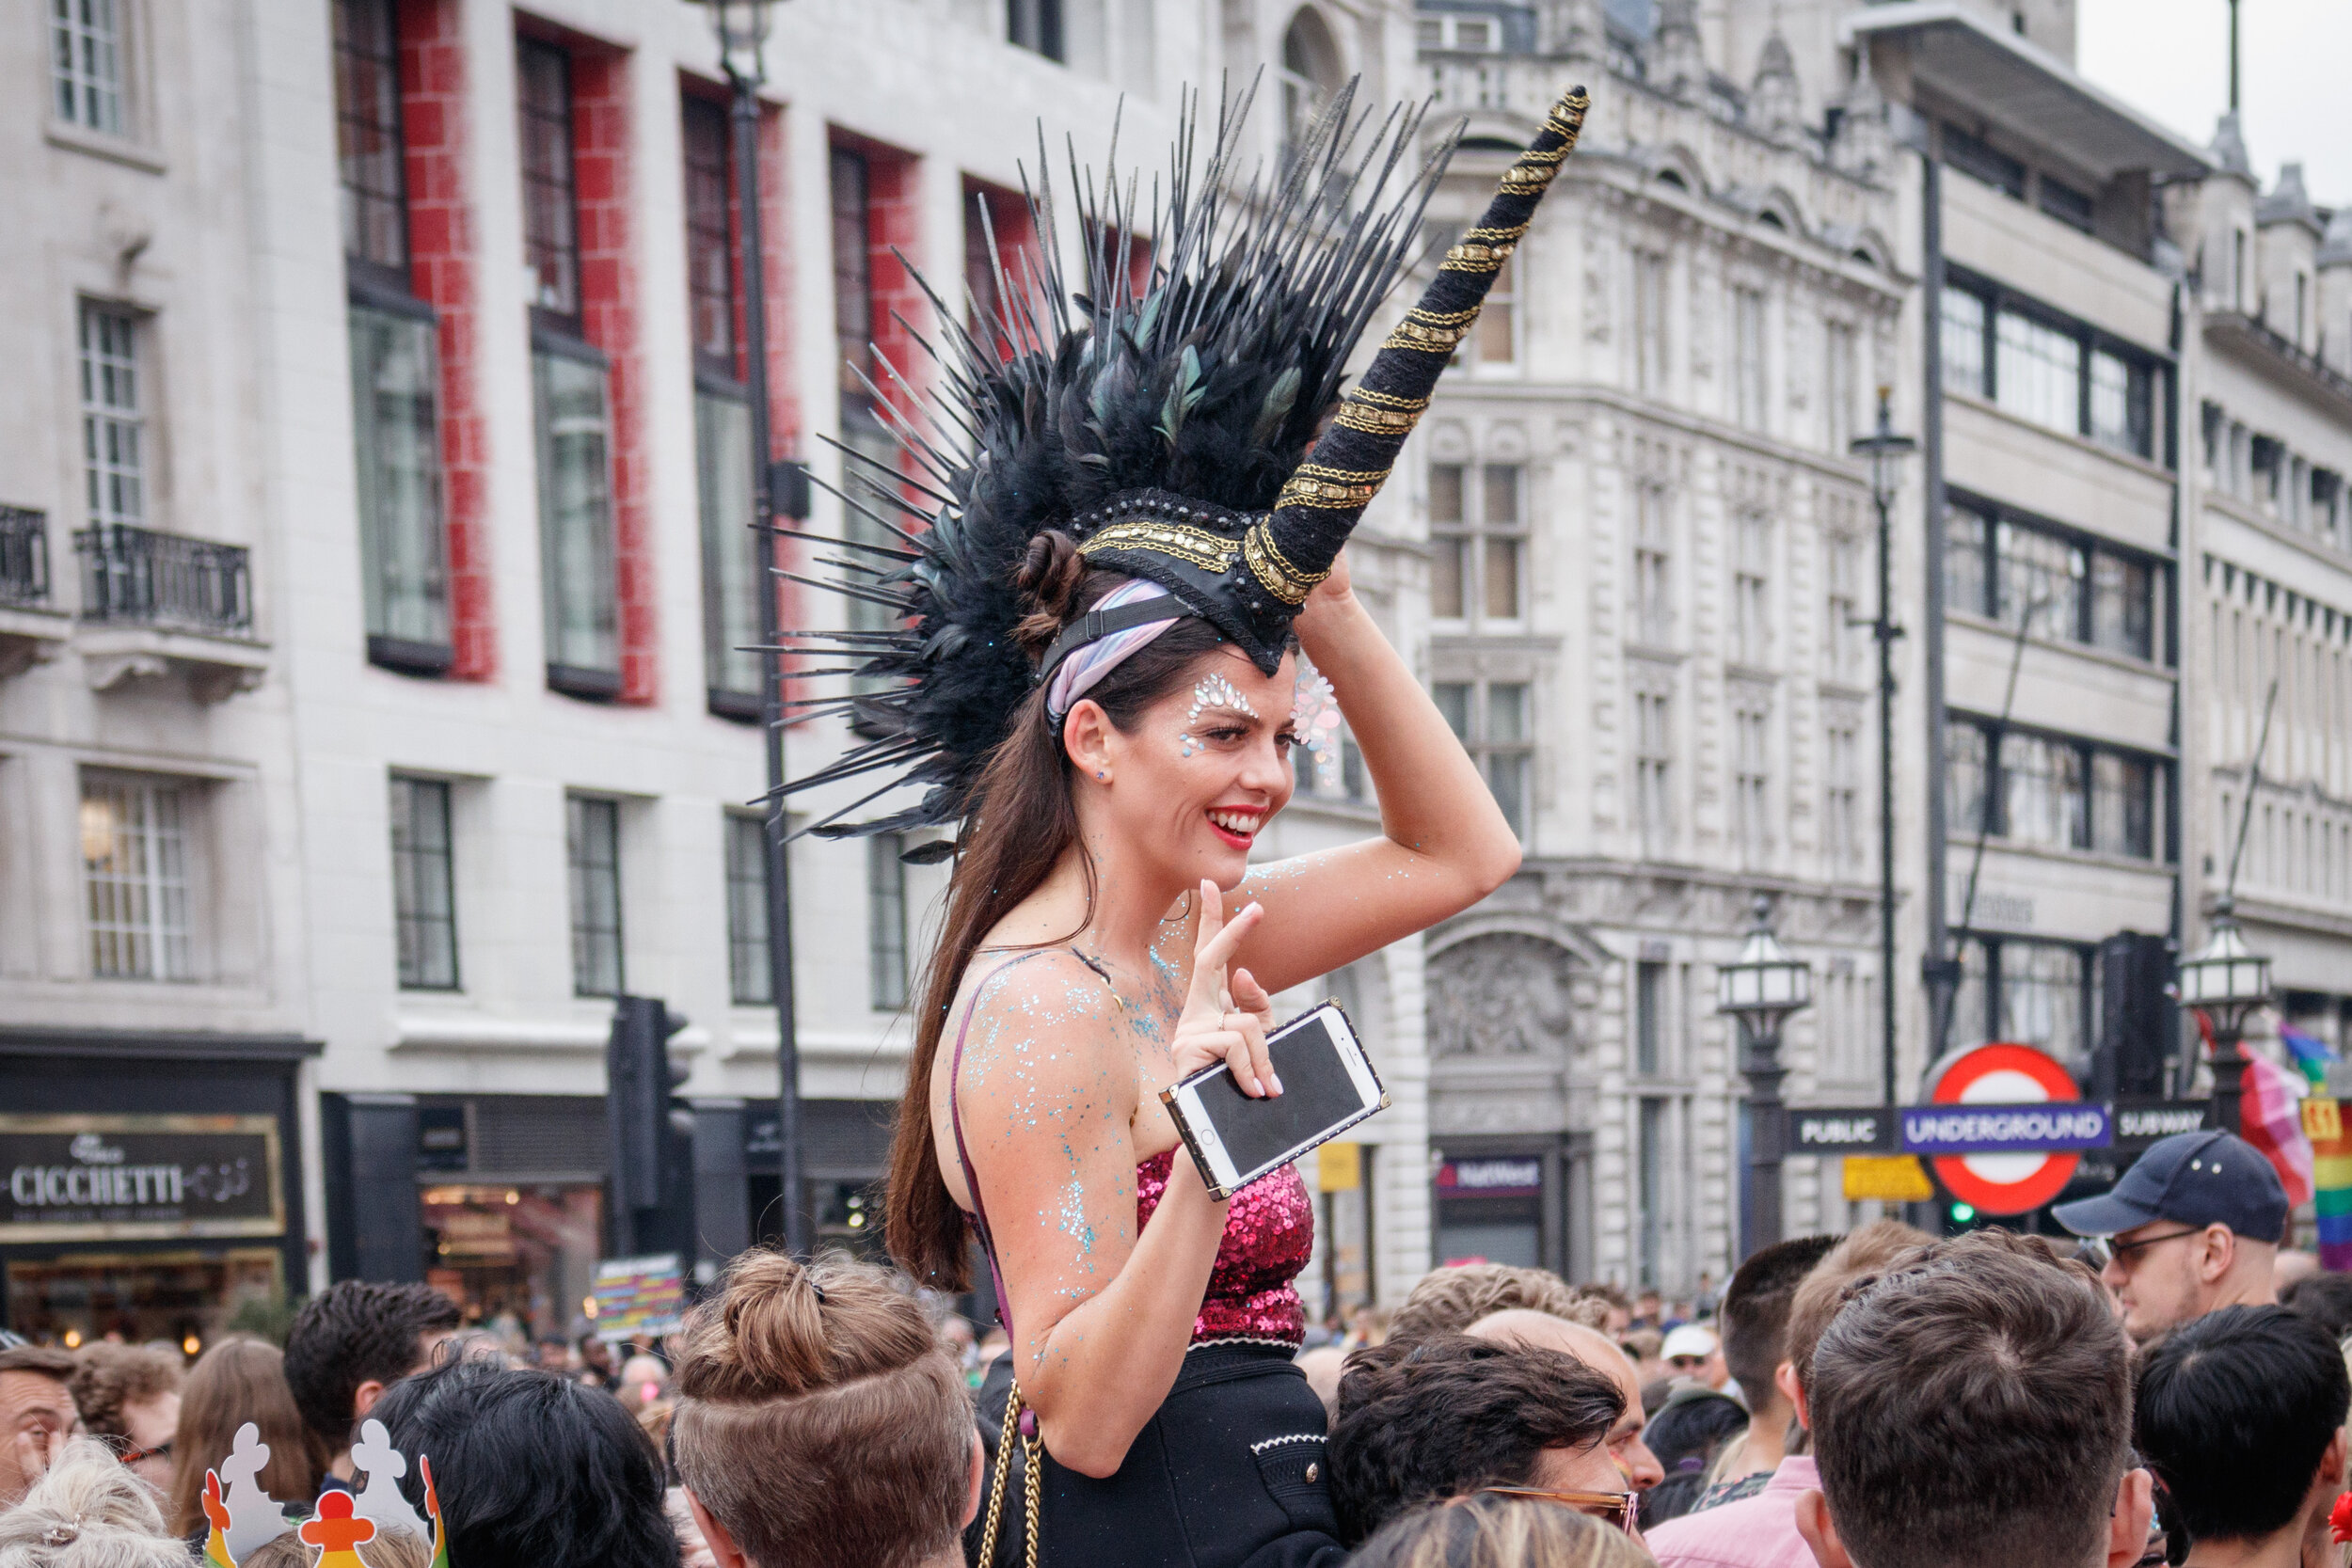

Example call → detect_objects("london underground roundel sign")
1922 1043 2085 1216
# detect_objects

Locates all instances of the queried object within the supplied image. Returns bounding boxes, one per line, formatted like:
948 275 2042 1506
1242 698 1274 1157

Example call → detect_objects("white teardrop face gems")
1180 674 1256 758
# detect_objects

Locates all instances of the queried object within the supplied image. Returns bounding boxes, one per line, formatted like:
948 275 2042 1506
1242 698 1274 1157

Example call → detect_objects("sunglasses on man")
2082 1227 2204 1271
1476 1484 1642 1534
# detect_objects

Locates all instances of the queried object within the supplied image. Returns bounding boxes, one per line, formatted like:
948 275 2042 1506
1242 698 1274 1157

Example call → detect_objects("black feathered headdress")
776 81 1589 848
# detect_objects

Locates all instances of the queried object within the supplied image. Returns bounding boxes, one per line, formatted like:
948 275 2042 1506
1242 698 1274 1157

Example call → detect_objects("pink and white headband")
1041 578 1189 721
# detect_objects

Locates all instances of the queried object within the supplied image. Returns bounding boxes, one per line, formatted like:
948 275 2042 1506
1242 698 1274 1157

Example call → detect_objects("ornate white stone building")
1407 0 1912 1288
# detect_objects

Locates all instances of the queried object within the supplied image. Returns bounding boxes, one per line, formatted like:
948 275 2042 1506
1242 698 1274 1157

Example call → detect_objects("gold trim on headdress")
1381 307 1483 354
1242 523 1332 605
1333 388 1432 436
1275 465 1386 512
1077 518 1238 573
1441 220 1532 276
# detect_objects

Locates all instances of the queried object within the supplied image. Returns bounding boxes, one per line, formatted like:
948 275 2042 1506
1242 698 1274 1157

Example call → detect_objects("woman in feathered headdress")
783 80 1588 1568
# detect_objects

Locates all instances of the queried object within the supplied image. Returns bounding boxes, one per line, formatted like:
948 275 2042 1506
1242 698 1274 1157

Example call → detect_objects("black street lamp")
1719 895 1814 1254
1850 388 1915 1127
2179 896 2272 1140
696 0 809 1259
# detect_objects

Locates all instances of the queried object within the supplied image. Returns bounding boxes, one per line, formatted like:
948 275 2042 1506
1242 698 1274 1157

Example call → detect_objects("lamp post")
1850 388 1915 1125
697 0 809 1258
2179 896 2273 1141
1719 895 1814 1254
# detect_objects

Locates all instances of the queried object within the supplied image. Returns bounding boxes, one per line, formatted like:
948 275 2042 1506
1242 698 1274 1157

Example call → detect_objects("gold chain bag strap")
977 1384 1041 1568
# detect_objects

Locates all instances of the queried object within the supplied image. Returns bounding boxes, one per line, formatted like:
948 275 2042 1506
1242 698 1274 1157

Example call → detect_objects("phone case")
1158 1000 1391 1200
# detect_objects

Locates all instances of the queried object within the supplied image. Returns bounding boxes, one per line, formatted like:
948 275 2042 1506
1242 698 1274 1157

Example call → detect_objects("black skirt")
966 1342 1346 1568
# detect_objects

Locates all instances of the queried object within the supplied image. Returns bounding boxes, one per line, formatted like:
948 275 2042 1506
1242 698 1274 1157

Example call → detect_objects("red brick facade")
395 0 494 679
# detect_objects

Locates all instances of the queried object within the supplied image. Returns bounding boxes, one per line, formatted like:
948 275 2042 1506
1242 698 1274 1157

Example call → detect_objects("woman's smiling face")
1072 645 1301 890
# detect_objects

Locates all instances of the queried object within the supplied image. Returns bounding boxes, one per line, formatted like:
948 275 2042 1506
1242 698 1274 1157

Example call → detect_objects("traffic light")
607 996 693 1255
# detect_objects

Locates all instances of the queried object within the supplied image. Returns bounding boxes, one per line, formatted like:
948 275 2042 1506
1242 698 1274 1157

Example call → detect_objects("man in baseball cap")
2054 1129 2287 1344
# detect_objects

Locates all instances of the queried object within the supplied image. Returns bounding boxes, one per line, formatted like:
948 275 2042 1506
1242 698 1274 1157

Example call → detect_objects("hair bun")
1013 531 1088 655
673 1250 938 1406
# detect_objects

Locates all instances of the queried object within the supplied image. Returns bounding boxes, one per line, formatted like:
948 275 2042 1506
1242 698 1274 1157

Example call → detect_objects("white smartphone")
1159 1001 1389 1201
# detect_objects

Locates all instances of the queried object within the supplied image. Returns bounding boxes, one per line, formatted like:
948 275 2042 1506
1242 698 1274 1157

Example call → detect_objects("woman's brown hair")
167 1338 326 1538
882 531 1240 1288
671 1250 972 1568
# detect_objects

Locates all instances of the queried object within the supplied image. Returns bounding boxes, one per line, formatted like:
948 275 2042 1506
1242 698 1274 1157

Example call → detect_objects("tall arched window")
1279 8 1342 166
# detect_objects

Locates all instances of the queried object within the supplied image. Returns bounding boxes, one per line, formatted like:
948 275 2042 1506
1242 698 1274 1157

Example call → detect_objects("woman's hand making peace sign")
1168 879 1282 1102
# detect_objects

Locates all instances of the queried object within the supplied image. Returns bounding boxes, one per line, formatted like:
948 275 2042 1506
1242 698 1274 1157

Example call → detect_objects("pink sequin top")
1135 1149 1311 1345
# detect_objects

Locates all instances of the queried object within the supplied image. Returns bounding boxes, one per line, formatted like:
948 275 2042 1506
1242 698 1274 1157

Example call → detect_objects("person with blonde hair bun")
0 1439 193 1568
669 1250 980 1568
1347 1493 1656 1568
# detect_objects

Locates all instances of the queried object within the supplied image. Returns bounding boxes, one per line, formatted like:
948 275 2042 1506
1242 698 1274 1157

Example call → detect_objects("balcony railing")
75 523 253 637
1 506 48 607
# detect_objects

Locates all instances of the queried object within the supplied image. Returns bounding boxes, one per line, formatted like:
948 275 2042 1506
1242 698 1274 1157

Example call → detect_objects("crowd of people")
0 1126 2346 1568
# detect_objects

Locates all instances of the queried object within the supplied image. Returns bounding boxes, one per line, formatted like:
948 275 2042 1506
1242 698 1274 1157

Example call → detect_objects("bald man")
1469 1307 1664 1492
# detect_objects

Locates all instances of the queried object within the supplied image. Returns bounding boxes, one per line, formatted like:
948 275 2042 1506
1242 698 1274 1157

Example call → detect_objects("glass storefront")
419 1183 601 1343
5 1247 282 1354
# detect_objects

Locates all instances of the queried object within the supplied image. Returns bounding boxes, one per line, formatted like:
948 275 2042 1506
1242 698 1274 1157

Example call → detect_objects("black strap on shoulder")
1036 595 1195 689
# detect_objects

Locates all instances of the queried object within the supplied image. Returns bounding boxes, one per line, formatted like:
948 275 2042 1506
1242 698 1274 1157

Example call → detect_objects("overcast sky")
2075 0 2351 208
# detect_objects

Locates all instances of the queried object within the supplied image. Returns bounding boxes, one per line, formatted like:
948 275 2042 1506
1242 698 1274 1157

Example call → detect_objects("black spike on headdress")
777 81 1590 844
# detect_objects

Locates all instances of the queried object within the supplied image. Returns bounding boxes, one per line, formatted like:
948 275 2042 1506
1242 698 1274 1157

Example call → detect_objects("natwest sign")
1 1115 284 1243
1437 1158 1544 1198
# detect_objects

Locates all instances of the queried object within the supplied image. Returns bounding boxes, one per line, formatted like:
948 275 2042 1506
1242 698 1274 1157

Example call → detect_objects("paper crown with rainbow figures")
199 1418 450 1568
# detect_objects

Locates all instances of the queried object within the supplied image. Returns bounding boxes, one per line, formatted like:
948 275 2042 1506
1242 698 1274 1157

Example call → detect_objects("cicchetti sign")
0 1115 284 1243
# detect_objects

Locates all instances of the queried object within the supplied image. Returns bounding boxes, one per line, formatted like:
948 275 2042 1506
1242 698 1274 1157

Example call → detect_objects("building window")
1632 483 1672 646
1825 718 1862 870
534 346 619 689
2038 176 2094 234
1429 464 1523 624
1953 937 2090 1062
1475 255 1518 366
1824 529 1863 684
697 393 762 709
2090 752 2159 860
2000 730 2088 850
867 833 909 1010
516 40 580 316
389 776 458 990
566 796 624 996
350 309 449 656
1633 688 1673 854
1009 0 1065 60
1824 322 1856 452
335 0 408 277
1732 287 1767 431
52 0 124 135
1730 511 1770 666
832 147 875 411
1946 498 2162 662
1633 252 1669 395
1279 9 1341 166
682 96 737 374
724 814 771 1006
1944 272 2161 461
82 775 193 982
1732 699 1771 861
1634 960 1667 1076
1942 123 2026 200
1436 680 1533 838
79 302 144 527
1947 721 1991 836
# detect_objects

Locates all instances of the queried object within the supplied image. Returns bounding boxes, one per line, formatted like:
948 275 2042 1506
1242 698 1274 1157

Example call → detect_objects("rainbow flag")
2242 1051 2316 1208
2286 1025 2352 1270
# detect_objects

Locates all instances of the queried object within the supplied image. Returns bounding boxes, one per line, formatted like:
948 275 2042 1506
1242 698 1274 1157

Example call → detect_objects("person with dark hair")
2054 1129 2287 1344
0 1342 78 1506
1326 1335 1629 1545
670 1250 979 1568
1646 1224 1930 1568
1704 1236 1837 1496
1791 1236 2153 1568
371 1354 679 1568
2281 1270 2352 1342
281 1280 462 1490
824 82 1594 1568
2134 1304 2351 1566
1466 1308 1664 1492
1638 1389 1750 1530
